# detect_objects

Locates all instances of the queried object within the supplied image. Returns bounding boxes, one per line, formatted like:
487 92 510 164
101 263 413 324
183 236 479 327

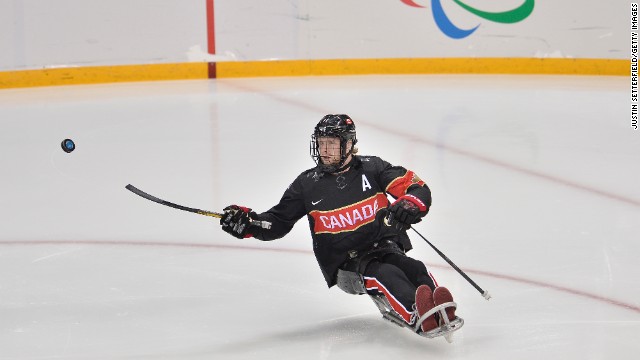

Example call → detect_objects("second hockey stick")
125 184 271 229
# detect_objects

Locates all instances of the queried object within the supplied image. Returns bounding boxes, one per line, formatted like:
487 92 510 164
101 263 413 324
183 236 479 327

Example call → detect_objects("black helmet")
310 114 358 173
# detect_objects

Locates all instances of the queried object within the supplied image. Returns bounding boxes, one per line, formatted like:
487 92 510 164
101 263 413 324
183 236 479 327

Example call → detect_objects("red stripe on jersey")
385 171 426 198
364 277 413 324
309 193 389 234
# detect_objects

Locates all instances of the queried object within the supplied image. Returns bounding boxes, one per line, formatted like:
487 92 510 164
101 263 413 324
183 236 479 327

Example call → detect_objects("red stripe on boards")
206 0 215 54
208 62 217 79
206 0 216 79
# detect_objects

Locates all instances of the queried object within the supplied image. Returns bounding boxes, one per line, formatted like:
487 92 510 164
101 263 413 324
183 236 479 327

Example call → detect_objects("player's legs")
379 253 454 331
380 252 437 290
362 260 417 324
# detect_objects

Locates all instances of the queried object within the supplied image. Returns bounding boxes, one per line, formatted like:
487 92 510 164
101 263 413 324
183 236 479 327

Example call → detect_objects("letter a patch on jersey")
362 174 372 191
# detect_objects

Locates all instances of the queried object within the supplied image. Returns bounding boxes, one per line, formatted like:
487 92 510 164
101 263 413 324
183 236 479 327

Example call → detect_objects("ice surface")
0 75 637 359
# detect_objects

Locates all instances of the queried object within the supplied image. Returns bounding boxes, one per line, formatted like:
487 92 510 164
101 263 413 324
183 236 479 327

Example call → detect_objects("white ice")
0 75 638 359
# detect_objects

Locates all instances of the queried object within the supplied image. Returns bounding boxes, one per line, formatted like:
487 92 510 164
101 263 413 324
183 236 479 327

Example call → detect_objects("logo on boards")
400 0 535 39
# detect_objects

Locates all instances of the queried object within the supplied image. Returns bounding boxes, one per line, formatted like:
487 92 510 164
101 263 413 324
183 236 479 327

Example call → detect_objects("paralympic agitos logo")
401 0 535 39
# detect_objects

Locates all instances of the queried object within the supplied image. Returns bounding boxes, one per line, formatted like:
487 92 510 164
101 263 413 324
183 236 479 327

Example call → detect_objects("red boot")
415 285 438 332
433 287 456 323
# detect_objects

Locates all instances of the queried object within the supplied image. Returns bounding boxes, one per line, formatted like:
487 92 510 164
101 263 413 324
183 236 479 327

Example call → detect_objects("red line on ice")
2 239 638 314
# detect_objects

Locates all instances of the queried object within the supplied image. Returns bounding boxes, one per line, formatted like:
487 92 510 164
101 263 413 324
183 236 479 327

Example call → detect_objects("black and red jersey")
250 155 432 287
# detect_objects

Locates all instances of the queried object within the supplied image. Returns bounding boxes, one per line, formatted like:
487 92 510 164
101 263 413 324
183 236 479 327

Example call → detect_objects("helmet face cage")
310 114 357 172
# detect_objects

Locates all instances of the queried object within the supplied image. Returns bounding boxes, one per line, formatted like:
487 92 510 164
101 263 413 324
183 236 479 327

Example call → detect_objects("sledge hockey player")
220 114 461 337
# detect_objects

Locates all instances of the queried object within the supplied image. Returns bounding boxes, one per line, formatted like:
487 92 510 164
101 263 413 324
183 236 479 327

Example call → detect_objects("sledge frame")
336 269 464 342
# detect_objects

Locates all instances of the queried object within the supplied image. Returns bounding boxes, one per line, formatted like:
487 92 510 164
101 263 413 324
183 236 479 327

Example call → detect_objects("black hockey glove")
220 205 257 239
387 194 428 230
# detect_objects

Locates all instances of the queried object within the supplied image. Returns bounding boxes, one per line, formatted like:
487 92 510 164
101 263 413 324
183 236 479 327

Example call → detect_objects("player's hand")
386 194 428 230
220 205 256 239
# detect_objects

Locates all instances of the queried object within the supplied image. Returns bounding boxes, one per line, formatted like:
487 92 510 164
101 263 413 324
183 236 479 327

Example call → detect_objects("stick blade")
125 184 165 204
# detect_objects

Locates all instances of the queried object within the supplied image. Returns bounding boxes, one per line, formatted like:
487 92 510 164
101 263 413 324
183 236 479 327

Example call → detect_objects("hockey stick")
125 184 271 229
411 227 491 300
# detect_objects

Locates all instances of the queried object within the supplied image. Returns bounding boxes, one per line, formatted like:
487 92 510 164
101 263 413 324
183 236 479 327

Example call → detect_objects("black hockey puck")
61 139 76 153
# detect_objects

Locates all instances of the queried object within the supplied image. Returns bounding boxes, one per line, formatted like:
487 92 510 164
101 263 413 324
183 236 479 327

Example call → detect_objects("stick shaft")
411 227 490 300
125 184 271 229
